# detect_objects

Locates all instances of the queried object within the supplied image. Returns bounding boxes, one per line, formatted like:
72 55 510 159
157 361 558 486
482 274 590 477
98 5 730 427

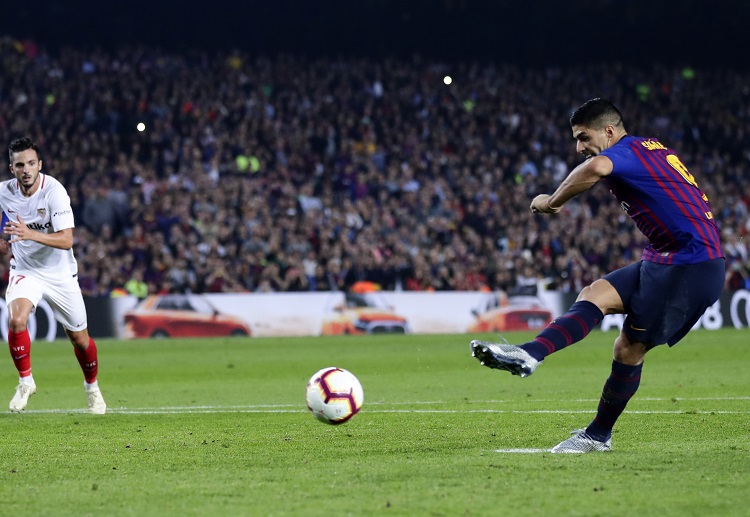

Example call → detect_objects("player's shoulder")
601 135 643 162
587 155 615 176
0 178 14 191
39 173 64 188
0 178 17 200
38 174 68 196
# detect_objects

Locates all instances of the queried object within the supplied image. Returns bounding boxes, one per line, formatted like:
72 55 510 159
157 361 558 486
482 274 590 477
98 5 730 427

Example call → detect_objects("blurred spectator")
124 268 149 299
725 262 750 291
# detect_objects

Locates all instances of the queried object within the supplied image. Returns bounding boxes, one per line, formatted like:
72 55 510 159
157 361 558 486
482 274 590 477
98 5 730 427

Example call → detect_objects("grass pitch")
0 329 748 516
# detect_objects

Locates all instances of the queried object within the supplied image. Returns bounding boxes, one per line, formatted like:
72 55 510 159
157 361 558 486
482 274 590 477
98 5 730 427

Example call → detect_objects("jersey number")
6 275 25 296
666 154 709 203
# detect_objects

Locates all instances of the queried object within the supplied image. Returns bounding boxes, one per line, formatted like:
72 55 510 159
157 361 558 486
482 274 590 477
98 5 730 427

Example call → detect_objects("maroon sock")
520 301 604 361
74 338 99 383
8 329 32 378
586 360 643 441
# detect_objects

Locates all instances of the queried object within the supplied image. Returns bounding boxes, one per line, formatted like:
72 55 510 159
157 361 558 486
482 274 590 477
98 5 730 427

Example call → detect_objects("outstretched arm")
530 155 614 214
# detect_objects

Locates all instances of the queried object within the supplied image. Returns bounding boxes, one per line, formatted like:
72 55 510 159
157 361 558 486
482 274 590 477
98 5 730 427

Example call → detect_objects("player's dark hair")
570 98 624 129
8 137 41 162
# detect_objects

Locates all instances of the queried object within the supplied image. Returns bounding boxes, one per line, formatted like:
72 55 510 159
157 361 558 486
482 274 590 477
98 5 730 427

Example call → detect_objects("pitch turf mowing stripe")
14 407 750 415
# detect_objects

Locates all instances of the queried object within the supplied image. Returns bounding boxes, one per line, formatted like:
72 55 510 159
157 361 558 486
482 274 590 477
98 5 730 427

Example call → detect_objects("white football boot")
86 385 107 415
10 381 37 412
470 340 541 377
551 429 612 453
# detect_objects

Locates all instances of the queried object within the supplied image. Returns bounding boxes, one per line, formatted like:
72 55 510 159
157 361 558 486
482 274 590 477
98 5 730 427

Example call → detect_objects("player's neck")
613 131 628 145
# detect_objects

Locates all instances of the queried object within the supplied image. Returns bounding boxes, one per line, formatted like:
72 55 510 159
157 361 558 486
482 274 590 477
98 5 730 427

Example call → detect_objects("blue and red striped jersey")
600 136 723 265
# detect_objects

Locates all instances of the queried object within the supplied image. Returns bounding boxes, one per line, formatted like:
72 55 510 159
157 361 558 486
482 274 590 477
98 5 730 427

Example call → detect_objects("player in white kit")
3 137 106 414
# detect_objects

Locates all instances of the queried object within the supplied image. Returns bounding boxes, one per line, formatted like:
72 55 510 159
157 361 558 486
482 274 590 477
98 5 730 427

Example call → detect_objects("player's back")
600 136 723 265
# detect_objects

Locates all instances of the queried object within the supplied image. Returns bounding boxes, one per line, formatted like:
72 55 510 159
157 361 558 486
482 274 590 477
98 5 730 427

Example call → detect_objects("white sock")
19 375 35 386
84 380 99 391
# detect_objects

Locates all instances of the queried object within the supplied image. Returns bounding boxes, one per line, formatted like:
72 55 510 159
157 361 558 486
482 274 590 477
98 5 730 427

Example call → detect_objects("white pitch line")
8 396 749 415
478 397 750 403
494 448 551 454
8 396 748 415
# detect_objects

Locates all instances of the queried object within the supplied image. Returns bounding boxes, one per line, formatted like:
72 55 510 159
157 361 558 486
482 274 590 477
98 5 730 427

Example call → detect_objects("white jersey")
0 174 78 277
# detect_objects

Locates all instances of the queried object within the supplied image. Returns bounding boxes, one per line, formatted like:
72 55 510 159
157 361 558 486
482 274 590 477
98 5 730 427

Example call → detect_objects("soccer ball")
305 367 364 425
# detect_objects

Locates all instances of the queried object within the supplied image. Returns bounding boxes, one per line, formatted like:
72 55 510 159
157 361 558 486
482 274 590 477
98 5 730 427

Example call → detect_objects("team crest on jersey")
37 208 46 217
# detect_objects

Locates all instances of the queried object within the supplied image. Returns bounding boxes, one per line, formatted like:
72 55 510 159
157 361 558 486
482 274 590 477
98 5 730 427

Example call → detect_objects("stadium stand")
0 37 748 297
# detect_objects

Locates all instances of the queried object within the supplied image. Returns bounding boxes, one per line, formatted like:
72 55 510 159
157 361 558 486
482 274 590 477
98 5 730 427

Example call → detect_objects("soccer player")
3 137 106 414
471 99 724 453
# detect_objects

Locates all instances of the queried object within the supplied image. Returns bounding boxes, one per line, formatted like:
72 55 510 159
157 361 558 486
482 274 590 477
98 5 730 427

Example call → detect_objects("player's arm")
530 155 614 214
4 216 74 249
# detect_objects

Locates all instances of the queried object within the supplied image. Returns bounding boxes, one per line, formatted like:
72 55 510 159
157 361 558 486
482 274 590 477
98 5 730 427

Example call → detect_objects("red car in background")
321 292 410 335
468 291 552 333
123 294 251 338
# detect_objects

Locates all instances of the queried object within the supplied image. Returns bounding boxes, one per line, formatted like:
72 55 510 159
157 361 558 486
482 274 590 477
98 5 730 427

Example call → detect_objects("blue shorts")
604 258 725 348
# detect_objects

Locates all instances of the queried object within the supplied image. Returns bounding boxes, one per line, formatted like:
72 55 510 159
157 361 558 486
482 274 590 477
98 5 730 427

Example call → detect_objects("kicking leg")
471 279 622 377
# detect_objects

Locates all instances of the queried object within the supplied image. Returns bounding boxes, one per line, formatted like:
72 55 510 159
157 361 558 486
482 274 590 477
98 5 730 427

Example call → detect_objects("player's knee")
613 333 646 365
65 328 90 349
575 284 606 312
576 279 624 315
575 284 594 302
8 315 29 332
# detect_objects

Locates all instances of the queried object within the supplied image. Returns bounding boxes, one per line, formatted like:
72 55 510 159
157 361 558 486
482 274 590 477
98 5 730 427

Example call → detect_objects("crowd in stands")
1 36 749 299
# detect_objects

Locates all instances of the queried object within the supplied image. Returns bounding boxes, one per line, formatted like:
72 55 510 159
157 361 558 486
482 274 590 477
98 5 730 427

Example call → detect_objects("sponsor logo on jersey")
53 209 72 217
27 221 53 231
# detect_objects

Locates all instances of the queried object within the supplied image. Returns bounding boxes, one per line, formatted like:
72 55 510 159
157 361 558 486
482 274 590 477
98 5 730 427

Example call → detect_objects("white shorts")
6 269 88 332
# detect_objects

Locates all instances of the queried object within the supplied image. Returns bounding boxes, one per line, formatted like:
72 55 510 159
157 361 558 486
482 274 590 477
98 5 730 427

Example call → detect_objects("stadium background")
1 0 749 339
4 0 749 66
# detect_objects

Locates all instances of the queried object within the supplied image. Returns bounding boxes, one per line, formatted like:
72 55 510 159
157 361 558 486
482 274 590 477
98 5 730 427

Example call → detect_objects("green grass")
0 329 748 516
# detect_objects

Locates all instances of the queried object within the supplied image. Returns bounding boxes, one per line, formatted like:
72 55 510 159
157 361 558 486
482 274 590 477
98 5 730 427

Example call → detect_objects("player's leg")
551 331 648 453
7 298 37 412
66 328 106 414
471 268 630 376
67 328 99 385
46 278 106 414
521 277 622 359
581 257 723 441
553 258 725 453
6 273 45 412
587 332 647 439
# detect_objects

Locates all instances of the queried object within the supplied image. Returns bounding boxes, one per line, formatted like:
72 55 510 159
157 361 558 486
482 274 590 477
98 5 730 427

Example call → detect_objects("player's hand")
530 194 562 214
4 216 31 243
